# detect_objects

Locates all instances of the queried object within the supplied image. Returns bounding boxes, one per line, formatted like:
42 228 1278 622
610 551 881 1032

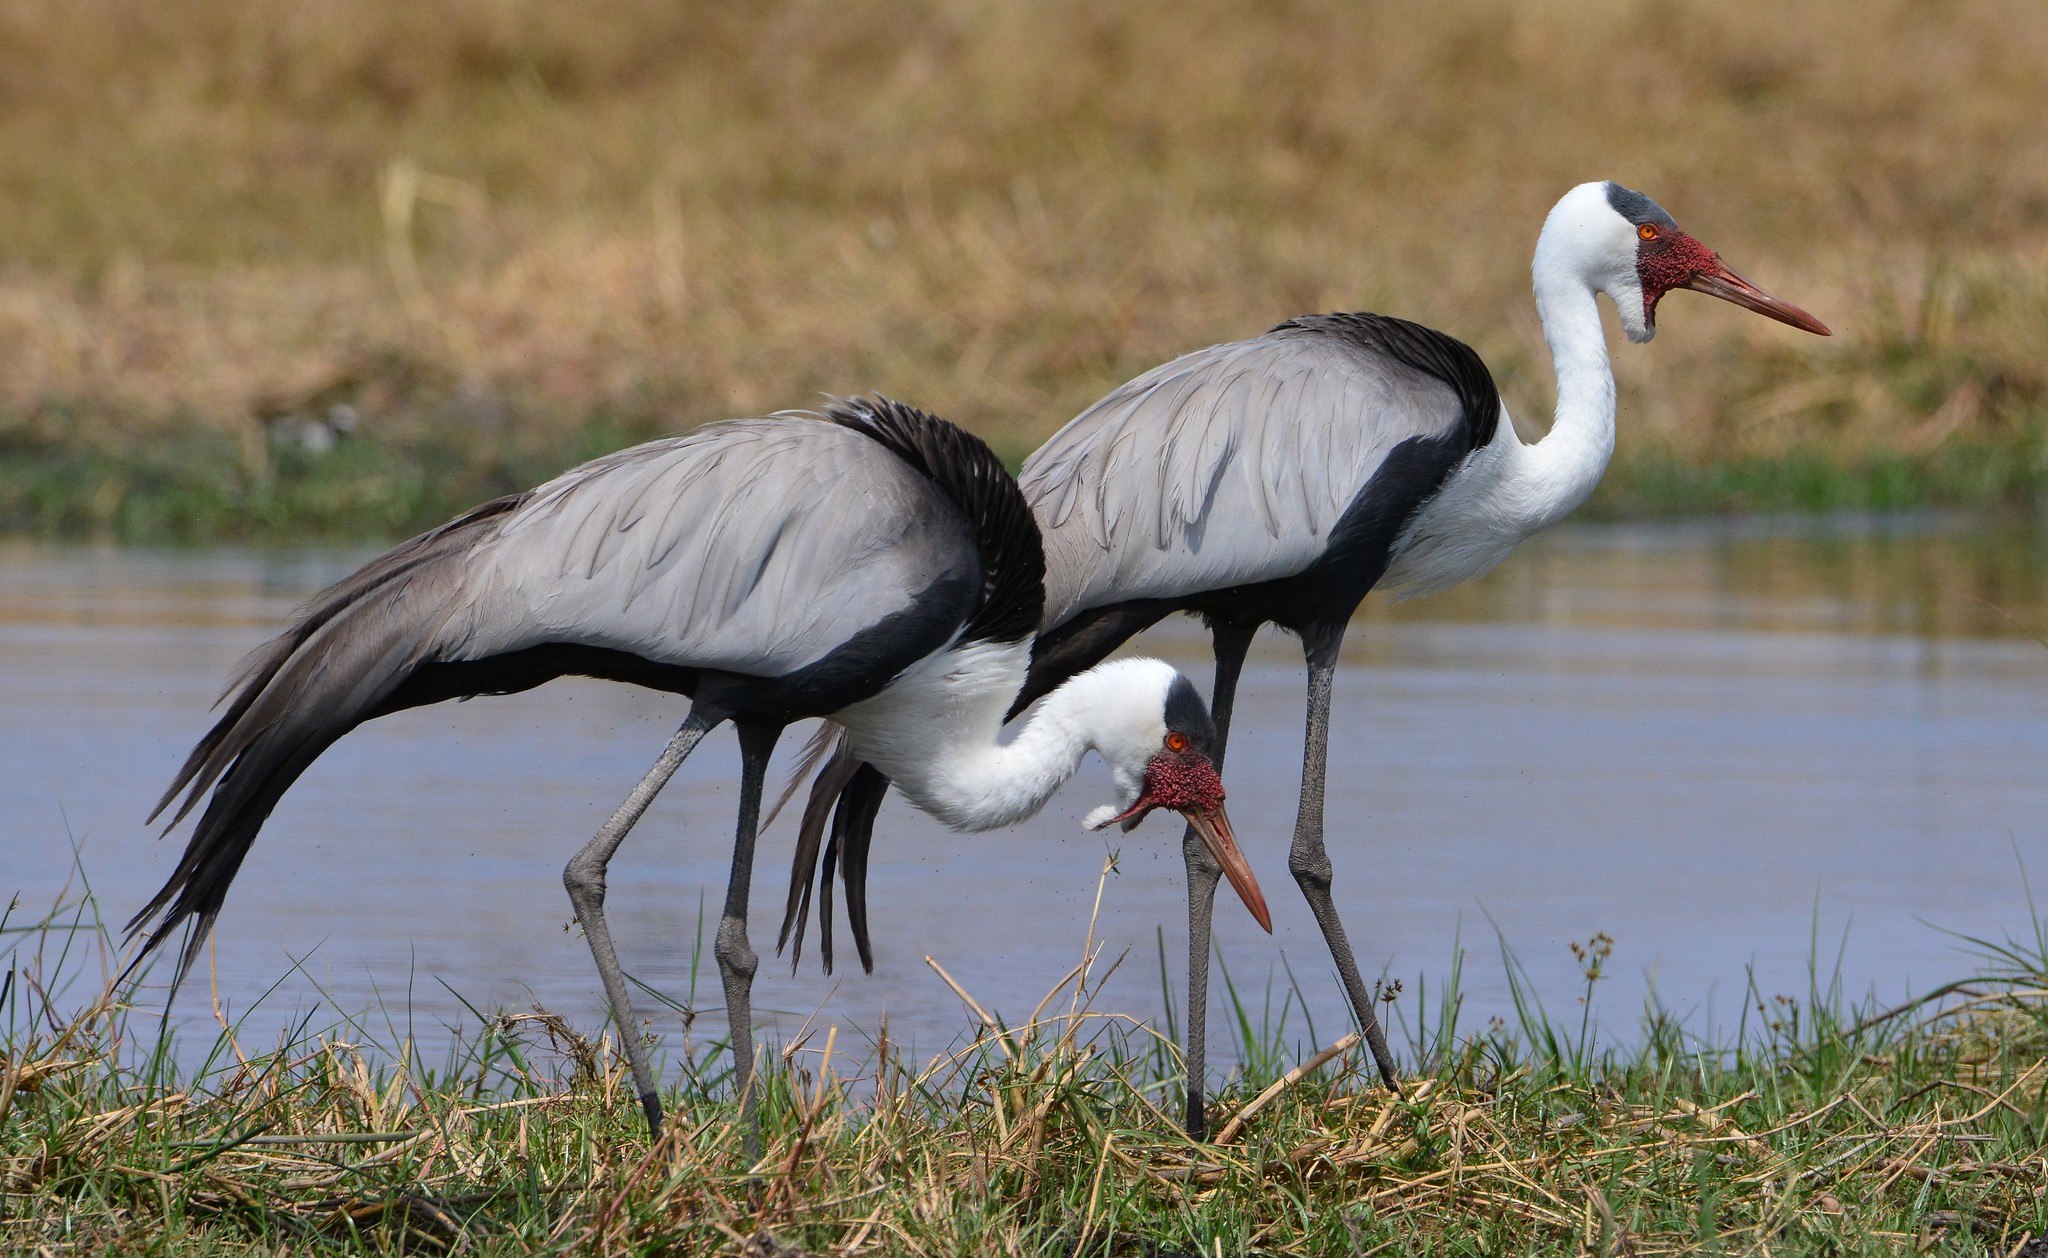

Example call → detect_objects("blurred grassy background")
1 0 2044 538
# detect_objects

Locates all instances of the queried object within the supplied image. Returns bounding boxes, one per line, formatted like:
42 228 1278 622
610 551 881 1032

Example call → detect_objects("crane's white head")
1535 181 1830 345
1073 658 1271 932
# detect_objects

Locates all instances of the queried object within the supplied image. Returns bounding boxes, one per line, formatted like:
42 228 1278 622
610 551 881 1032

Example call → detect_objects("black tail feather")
820 796 841 976
777 732 858 971
810 760 887 977
823 762 888 979
837 764 887 975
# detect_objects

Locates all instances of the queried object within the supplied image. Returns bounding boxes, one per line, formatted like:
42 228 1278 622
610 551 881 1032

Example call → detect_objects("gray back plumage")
448 416 978 675
1022 315 1496 627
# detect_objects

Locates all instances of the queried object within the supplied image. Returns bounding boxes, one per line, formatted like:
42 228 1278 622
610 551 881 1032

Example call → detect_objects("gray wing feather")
439 418 971 675
1021 330 1471 627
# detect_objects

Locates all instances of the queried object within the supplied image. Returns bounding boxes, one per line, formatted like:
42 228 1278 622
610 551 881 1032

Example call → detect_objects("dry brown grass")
0 0 2044 509
5 868 2045 1254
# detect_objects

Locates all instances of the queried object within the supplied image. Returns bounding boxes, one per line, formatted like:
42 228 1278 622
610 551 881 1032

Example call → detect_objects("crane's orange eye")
1638 223 1660 241
1165 732 1189 753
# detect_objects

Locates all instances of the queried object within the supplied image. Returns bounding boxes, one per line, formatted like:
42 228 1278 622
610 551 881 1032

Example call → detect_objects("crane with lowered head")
128 397 1273 1146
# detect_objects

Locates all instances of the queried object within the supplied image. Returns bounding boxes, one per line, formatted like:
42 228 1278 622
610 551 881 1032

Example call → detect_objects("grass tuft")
3 858 2045 1254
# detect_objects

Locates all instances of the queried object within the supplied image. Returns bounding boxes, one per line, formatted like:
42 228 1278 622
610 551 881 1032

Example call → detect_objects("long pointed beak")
1181 802 1272 933
1682 264 1831 336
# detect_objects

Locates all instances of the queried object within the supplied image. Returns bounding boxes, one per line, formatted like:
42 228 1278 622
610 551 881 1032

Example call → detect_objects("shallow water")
2 515 2045 1077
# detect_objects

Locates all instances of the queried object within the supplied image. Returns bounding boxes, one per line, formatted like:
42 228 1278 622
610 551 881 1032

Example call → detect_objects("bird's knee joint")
714 921 757 980
1290 856 1333 893
562 860 605 903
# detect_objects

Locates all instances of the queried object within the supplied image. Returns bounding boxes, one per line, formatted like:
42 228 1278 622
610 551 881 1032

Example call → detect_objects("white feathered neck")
831 646 1172 834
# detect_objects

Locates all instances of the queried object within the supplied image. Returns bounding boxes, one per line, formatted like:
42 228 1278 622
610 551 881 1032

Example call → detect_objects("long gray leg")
564 708 720 1139
719 721 779 1158
1289 634 1401 1090
1181 620 1256 1140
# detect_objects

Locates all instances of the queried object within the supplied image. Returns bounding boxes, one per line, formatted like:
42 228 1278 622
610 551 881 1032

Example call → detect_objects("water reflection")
1360 511 2047 643
0 515 2042 1076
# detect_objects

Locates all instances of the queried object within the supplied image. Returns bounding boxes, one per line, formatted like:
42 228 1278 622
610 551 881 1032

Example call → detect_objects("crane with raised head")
783 181 1830 1138
127 397 1272 1145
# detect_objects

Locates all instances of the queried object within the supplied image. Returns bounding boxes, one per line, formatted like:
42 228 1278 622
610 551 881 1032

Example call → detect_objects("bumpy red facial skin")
1139 750 1226 813
1637 231 1720 326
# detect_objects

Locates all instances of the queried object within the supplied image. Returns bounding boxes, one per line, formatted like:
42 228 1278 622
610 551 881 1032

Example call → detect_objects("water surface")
2 516 2044 1075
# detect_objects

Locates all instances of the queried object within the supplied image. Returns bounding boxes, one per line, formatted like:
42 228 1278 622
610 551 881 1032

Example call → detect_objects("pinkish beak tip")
1684 266 1831 336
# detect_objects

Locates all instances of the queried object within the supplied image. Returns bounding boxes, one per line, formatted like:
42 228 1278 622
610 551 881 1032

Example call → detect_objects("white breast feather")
1381 410 1542 598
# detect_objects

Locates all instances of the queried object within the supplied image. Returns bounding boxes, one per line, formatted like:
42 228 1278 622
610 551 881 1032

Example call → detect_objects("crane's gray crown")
1604 183 1679 232
1163 672 1218 757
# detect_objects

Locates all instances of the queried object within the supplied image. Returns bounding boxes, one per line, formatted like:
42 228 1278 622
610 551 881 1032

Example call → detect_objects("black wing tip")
1273 311 1503 452
819 394 956 446
823 394 1046 647
118 900 214 999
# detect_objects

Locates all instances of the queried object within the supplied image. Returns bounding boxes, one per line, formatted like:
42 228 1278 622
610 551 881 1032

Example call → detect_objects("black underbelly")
373 572 981 727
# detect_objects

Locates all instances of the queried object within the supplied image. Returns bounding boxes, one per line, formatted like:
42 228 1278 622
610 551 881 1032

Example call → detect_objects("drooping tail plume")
125 495 522 990
775 728 858 969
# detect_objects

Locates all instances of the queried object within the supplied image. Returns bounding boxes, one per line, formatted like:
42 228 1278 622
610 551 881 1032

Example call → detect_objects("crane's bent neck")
1512 237 1620 534
833 640 1111 834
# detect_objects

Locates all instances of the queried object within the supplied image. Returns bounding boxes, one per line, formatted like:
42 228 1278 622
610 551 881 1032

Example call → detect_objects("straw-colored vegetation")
1 0 2045 537
5 871 2046 1255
